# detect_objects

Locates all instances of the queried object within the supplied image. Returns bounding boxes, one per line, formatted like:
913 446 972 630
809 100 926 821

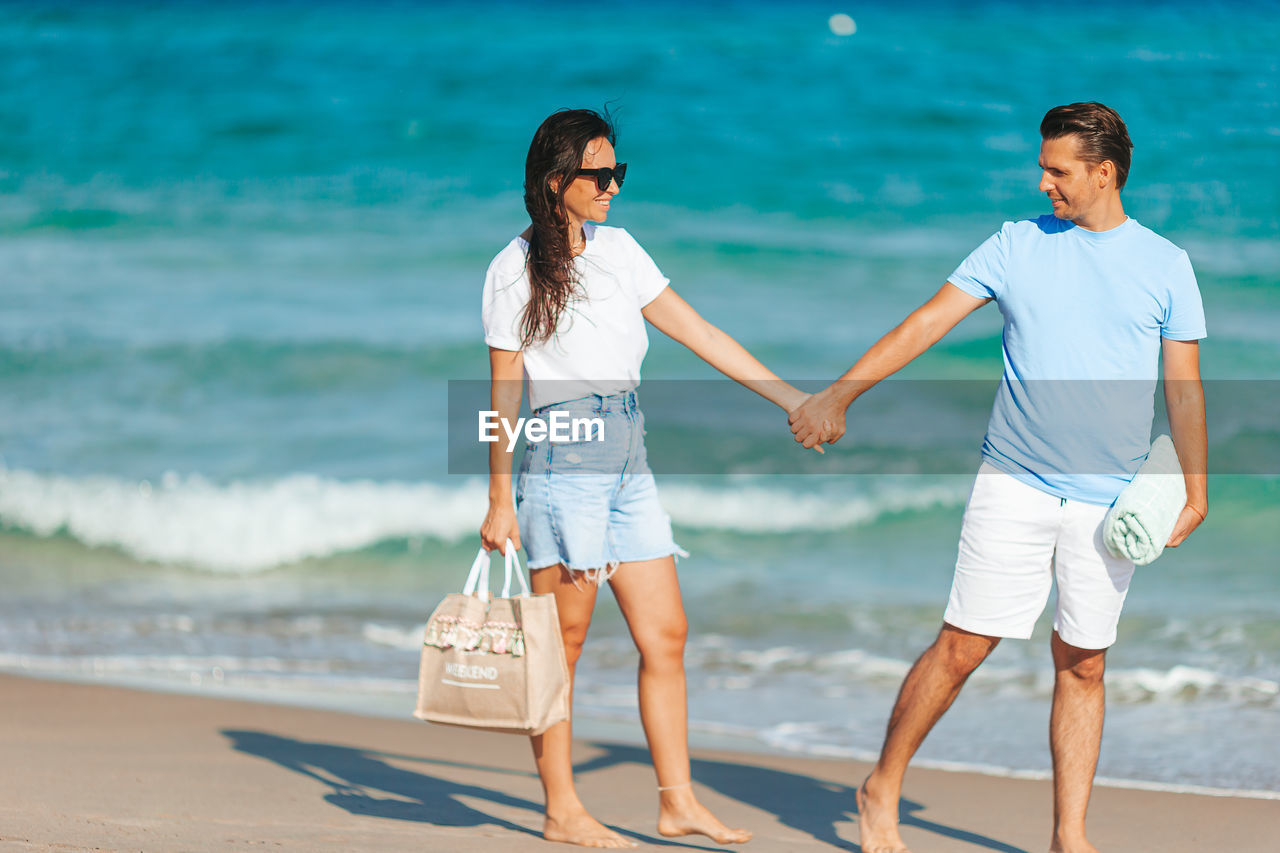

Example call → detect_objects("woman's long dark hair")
521 108 616 347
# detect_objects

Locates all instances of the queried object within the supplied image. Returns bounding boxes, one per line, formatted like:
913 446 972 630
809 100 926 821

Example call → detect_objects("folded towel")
1103 435 1186 565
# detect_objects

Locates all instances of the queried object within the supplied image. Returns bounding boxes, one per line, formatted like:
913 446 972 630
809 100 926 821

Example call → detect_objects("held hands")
480 502 521 555
788 385 848 450
1165 503 1206 548
775 388 823 453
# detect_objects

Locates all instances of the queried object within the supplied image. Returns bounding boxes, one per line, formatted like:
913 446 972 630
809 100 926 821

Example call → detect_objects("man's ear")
548 177 560 194
1096 159 1115 188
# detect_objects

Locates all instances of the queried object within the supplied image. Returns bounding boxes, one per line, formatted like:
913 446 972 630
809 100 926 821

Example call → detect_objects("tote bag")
415 541 569 735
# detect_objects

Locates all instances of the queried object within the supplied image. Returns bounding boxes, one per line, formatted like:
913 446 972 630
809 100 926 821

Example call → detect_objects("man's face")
1038 135 1104 221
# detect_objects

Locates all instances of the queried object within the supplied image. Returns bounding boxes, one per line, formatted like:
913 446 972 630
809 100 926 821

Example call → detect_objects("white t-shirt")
482 223 670 411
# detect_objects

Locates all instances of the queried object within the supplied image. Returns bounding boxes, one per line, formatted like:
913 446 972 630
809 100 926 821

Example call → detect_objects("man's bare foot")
544 809 637 849
657 789 752 844
857 776 911 853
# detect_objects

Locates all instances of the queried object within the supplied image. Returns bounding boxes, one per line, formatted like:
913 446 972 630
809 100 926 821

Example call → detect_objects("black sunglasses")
576 163 627 192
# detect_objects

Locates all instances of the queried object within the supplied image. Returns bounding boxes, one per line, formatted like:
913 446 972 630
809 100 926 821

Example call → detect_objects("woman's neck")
566 220 587 256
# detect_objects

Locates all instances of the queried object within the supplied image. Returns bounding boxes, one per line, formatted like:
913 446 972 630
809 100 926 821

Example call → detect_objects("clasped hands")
788 384 850 451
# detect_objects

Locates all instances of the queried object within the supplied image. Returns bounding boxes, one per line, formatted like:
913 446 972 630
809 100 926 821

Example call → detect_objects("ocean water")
2 1 1279 796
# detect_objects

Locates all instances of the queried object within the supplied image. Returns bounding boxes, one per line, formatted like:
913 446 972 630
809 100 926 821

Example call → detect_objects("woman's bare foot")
544 808 637 849
858 777 911 853
1049 833 1100 853
657 786 752 844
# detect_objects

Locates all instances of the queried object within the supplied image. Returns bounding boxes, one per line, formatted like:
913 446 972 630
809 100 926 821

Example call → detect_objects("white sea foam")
0 651 336 676
0 467 491 573
758 736 1280 801
0 654 417 700
0 467 966 572
362 622 428 651
1106 665 1279 704
676 638 1279 707
659 481 967 533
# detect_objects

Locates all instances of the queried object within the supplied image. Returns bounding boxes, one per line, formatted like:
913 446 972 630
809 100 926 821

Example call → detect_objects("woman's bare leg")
608 556 751 844
530 565 637 849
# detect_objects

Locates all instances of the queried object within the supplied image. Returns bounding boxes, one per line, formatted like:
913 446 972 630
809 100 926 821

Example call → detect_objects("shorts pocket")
549 440 624 475
546 412 627 475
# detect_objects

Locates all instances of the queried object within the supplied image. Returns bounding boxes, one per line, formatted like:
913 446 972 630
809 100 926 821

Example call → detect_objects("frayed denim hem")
527 545 689 589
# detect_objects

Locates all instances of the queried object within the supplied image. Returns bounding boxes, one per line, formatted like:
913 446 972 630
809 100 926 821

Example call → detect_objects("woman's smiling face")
562 136 620 232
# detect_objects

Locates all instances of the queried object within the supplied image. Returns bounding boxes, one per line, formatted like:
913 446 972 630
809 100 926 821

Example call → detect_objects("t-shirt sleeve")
1160 250 1207 341
623 230 670 307
948 223 1010 300
480 250 529 352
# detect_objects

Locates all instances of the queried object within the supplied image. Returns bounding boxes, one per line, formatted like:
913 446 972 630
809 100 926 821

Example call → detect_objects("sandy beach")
1 673 1275 852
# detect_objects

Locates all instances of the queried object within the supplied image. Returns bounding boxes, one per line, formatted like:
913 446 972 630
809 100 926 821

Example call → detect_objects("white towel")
1103 435 1187 566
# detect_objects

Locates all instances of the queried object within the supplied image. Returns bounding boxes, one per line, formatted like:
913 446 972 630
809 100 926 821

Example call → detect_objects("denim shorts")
515 390 683 582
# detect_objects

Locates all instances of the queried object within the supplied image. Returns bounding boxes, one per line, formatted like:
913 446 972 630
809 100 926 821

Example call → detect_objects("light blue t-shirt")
949 215 1206 505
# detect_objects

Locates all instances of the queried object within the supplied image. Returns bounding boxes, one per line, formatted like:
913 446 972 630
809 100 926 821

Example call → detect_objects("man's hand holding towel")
1103 435 1187 566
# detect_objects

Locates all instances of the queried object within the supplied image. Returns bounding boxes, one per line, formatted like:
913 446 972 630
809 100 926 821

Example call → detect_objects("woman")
480 108 807 848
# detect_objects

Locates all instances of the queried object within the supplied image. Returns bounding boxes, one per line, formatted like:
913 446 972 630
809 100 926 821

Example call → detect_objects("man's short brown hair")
1040 102 1134 190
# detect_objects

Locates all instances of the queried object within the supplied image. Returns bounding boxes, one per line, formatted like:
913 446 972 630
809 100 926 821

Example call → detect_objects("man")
790 102 1207 853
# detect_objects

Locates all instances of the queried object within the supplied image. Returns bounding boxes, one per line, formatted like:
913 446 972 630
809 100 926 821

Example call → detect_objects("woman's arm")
641 287 809 413
479 347 524 554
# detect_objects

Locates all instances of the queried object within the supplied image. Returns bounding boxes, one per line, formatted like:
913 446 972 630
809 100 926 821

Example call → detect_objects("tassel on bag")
423 616 525 657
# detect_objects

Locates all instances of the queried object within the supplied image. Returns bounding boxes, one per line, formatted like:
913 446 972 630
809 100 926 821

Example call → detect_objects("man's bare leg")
1048 631 1105 853
859 624 1001 853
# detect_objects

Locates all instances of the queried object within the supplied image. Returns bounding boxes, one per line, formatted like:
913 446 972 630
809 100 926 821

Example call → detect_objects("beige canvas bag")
414 540 569 735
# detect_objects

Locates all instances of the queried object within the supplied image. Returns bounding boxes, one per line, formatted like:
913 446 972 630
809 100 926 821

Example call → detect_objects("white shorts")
943 462 1136 650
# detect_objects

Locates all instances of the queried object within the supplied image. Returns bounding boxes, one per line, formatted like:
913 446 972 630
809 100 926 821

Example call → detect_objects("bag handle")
461 548 491 602
461 541 530 601
501 538 532 599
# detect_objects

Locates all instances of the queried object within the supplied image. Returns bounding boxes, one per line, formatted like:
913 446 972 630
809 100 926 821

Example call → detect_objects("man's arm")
788 283 990 448
1162 338 1207 547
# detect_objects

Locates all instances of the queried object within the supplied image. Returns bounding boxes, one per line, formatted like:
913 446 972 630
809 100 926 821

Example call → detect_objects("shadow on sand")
222 730 1027 852
221 730 723 850
577 743 1028 853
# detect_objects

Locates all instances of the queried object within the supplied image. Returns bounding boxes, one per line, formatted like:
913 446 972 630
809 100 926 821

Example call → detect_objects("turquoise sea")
2 2 1278 794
